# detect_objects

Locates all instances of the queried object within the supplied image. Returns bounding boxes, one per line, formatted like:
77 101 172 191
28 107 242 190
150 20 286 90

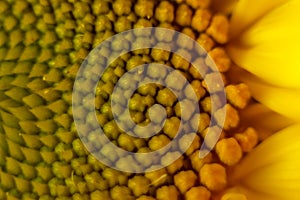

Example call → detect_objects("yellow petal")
229 124 300 200
229 66 300 121
210 0 238 14
239 103 294 140
229 0 288 39
222 186 277 200
227 0 300 88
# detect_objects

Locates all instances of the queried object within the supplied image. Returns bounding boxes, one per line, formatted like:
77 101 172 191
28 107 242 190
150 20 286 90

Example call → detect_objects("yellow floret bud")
189 80 206 101
163 117 180 138
226 83 251 109
179 134 201 156
155 1 174 23
185 186 211 200
175 4 193 27
110 186 134 200
207 14 229 44
197 33 215 53
112 0 132 16
164 153 184 174
191 9 212 32
214 104 240 130
186 0 211 8
137 196 156 200
156 185 179 200
128 175 150 197
114 16 132 33
135 0 155 18
200 163 227 191
174 170 197 193
90 190 111 200
216 137 243 166
148 134 170 151
156 88 177 107
234 127 258 152
206 47 231 72
117 133 135 152
145 168 168 187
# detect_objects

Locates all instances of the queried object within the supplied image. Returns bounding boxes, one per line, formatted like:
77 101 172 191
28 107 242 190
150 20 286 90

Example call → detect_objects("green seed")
7 139 24 161
40 151 58 165
21 147 42 164
25 29 40 46
5 45 24 60
3 125 24 145
55 39 74 53
54 114 71 128
0 99 20 111
0 76 14 90
19 45 40 61
53 54 70 68
36 88 61 102
14 176 31 193
52 162 72 179
29 63 49 78
22 134 42 149
0 147 7 166
39 135 59 149
6 157 21 175
23 94 44 108
13 61 32 74
1 111 19 128
8 106 35 121
4 15 18 31
43 68 63 82
27 78 48 91
9 29 24 47
37 48 53 63
54 78 73 92
12 0 29 17
0 171 15 189
43 13 55 24
35 120 57 134
0 0 9 14
47 99 68 114
39 31 57 47
11 75 30 88
19 121 39 135
31 181 50 196
36 164 54 182
21 12 37 27
55 130 75 144
0 47 7 61
20 162 37 180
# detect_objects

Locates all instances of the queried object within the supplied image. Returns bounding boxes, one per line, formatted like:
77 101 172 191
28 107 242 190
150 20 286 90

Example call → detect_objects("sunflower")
0 0 299 199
